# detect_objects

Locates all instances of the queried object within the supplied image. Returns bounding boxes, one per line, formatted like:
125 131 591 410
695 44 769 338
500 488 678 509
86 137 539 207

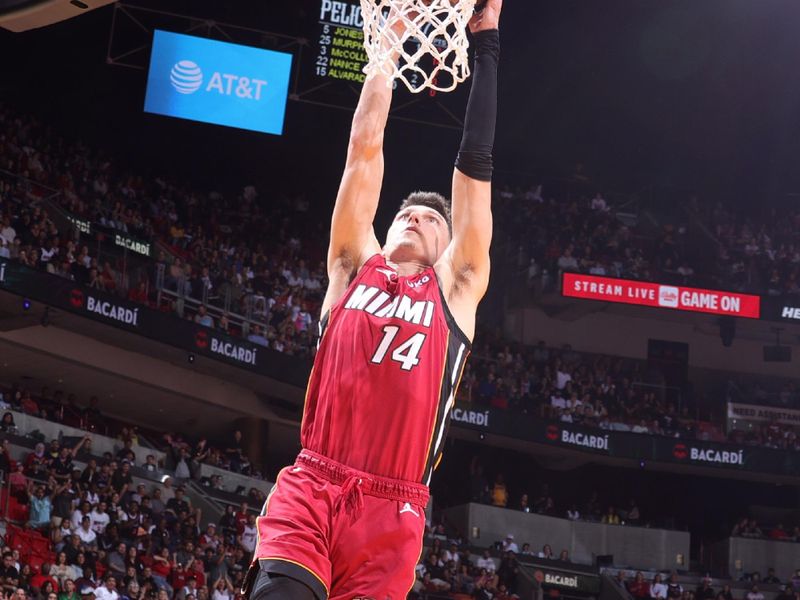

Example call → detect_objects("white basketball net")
360 0 477 93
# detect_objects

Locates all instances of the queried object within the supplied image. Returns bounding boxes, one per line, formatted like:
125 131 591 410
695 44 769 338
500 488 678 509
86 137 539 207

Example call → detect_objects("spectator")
211 577 233 600
602 506 621 525
76 517 98 549
218 506 236 545
453 564 475 595
583 491 601 522
613 571 629 592
74 566 97 594
238 514 257 556
89 502 110 535
232 503 249 538
27 478 58 530
743 520 764 538
557 247 578 272
142 455 159 473
107 544 126 578
31 566 58 597
775 585 794 600
59 580 79 600
442 543 461 566
627 499 641 525
491 475 508 508
118 582 139 600
558 549 570 563
731 518 748 537
501 535 518 554
666 573 683 599
35 580 58 600
52 556 71 590
189 440 209 479
695 577 715 600
566 503 581 521
0 411 17 433
475 550 495 573
0 553 20 595
629 572 651 599
768 524 789 540
150 548 174 597
651 574 668 600
174 448 191 480
497 552 519 592
746 585 764 600
166 487 191 517
223 431 245 474
161 478 176 502
718 584 734 600
71 502 92 531
764 569 781 585
194 306 214 328
25 442 50 478
110 462 133 495
93 576 119 600
538 544 554 559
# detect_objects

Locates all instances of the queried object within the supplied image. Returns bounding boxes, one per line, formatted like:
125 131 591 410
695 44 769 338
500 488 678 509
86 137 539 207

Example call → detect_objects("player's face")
385 206 450 265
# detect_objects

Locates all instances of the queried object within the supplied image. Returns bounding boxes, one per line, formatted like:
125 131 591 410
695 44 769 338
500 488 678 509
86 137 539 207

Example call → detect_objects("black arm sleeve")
454 29 500 182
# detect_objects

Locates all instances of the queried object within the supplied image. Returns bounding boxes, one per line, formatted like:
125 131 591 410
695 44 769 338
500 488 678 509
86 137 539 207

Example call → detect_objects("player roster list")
316 0 369 83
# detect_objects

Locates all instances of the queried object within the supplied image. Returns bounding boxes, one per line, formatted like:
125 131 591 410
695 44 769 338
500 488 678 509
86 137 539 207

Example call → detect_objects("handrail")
156 278 264 338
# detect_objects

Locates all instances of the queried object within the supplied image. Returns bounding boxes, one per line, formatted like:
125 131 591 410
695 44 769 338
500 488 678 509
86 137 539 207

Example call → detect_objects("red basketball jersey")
301 254 471 484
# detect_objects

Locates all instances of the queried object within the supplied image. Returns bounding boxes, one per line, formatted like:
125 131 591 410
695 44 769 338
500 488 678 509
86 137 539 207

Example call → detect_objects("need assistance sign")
144 30 292 135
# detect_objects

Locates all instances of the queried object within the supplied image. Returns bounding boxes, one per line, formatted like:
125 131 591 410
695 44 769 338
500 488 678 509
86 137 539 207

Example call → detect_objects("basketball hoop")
360 0 477 93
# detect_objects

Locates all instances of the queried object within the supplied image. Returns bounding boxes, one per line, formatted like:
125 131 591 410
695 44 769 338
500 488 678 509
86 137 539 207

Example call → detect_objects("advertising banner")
519 559 600 595
64 213 154 258
760 296 800 323
562 273 761 319
449 403 800 478
0 260 309 385
145 30 293 135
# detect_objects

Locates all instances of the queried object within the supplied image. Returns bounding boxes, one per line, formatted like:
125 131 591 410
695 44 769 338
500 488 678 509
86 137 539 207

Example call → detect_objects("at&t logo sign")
169 59 268 100
170 60 203 94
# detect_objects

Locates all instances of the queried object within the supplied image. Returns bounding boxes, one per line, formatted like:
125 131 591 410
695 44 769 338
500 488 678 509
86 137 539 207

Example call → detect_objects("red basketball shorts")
249 449 429 600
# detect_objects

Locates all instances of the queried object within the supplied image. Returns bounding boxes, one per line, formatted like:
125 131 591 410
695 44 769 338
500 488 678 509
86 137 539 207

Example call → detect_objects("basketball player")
245 1 502 598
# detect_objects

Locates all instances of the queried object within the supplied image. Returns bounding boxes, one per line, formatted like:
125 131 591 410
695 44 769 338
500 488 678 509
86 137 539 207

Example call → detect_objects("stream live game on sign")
562 273 761 319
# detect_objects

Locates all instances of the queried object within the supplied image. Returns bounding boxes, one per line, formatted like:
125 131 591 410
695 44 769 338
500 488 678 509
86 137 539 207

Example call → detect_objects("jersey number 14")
370 325 427 371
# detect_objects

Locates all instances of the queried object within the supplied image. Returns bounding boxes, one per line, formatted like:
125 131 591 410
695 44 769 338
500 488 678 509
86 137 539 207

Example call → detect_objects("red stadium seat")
27 554 45 573
6 496 29 524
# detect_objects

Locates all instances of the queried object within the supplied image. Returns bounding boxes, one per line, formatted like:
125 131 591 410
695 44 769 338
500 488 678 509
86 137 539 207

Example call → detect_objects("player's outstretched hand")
387 6 410 42
469 0 503 33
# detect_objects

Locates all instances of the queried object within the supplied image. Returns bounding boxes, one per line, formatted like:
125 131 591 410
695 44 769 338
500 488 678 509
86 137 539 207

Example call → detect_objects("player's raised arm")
323 26 406 314
438 0 502 339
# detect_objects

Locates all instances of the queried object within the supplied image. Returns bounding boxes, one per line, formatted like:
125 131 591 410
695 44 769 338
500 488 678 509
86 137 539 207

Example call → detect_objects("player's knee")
248 569 317 600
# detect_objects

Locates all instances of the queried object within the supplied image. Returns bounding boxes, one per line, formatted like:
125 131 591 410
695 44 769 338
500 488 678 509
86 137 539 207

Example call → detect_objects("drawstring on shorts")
334 475 366 522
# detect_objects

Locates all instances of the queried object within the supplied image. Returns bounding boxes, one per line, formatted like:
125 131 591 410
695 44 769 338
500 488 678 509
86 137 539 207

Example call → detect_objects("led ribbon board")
144 30 293 135
562 273 761 319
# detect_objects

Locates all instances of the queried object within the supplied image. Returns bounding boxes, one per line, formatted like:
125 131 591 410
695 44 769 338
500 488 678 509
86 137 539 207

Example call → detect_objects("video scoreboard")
317 0 369 84
313 0 462 96
134 0 471 132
